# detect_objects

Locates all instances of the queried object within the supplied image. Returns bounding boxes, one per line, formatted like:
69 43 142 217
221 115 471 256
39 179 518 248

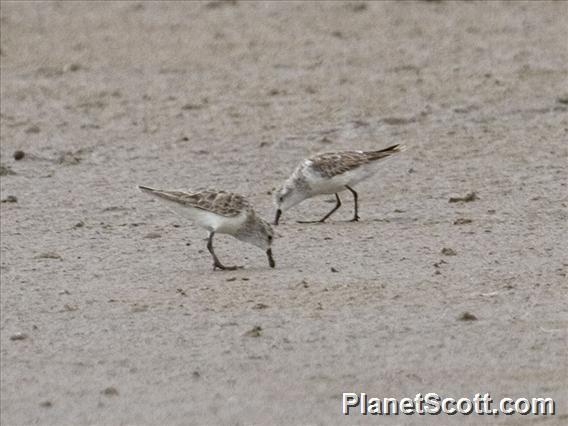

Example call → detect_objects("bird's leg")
297 193 342 224
206 232 241 271
345 185 359 222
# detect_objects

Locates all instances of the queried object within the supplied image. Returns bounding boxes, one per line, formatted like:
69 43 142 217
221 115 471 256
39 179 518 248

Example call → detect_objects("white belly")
306 163 379 194
162 202 247 234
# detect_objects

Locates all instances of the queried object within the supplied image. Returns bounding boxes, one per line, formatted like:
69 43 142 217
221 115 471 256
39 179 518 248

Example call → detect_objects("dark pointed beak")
266 248 275 268
274 209 282 226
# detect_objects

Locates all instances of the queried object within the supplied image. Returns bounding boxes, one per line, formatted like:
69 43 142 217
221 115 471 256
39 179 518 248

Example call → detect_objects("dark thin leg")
297 193 342 224
206 232 240 271
345 185 359 222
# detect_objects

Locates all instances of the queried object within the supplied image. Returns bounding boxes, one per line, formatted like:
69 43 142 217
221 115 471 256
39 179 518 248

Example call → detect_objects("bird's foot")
213 263 243 271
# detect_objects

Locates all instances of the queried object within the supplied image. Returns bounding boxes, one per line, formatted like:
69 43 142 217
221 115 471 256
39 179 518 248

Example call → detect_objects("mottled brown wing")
182 190 249 217
308 151 369 178
149 189 249 217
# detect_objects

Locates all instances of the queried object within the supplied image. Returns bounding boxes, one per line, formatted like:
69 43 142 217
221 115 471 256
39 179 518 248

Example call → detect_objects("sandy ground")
1 1 567 425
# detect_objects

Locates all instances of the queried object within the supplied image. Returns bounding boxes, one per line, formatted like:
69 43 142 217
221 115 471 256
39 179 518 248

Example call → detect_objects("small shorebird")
139 186 275 270
273 144 405 225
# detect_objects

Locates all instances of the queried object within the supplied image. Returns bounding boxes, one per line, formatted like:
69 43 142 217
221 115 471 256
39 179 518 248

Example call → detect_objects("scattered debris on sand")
244 326 262 337
205 0 237 9
380 116 416 126
61 304 79 312
348 2 368 12
63 63 81 72
0 164 16 176
1 195 18 203
454 218 473 225
143 232 161 239
458 312 478 321
181 103 203 111
449 192 478 203
35 252 62 260
57 151 82 165
131 304 148 313
25 125 40 134
441 248 457 256
102 387 119 396
10 332 28 341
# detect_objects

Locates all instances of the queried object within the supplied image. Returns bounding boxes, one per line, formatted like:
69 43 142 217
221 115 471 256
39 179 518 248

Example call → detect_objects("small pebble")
0 165 16 176
13 150 25 160
433 260 447 268
143 232 161 239
349 2 367 12
244 326 262 337
63 63 81 72
101 387 119 396
62 304 78 312
10 332 28 341
57 151 81 165
181 103 202 110
131 304 148 313
449 192 478 203
441 248 457 256
458 312 478 321
35 252 62 260
252 303 269 310
1 195 17 203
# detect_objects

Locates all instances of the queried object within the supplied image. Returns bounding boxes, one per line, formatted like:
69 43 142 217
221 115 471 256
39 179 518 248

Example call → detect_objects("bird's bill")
274 209 282 225
266 248 275 268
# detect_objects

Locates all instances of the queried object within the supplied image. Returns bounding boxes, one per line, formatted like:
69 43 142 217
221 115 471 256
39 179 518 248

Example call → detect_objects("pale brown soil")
1 1 567 425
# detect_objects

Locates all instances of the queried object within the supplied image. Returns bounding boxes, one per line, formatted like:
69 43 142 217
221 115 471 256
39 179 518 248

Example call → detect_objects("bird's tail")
138 185 192 207
138 185 156 193
138 185 169 199
365 144 406 161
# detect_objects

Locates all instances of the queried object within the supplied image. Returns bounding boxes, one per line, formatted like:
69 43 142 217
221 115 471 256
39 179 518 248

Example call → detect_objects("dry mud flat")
1 1 567 425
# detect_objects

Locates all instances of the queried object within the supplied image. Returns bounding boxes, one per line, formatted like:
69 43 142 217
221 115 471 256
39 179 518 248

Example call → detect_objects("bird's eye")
268 235 273 241
279 196 284 202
